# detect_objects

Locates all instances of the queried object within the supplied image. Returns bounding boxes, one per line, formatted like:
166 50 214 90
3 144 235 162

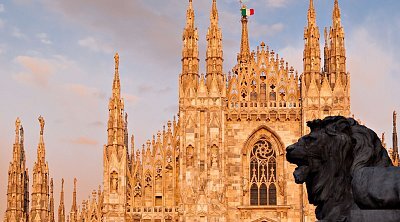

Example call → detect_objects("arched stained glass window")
249 138 277 206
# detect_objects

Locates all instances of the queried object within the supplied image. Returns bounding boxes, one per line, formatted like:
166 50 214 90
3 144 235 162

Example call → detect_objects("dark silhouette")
286 116 400 222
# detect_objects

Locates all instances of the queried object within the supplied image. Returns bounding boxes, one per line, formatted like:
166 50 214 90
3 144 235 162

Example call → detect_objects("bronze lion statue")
286 116 400 222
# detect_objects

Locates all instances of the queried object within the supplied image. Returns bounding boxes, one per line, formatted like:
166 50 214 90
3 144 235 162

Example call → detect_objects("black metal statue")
286 116 400 222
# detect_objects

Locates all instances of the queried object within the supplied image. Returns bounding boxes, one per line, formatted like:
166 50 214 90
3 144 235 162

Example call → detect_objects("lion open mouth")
293 165 310 184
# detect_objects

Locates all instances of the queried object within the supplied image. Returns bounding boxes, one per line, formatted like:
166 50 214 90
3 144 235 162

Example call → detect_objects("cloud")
13 55 76 88
250 22 285 38
0 19 4 29
69 137 98 145
12 27 27 39
280 44 303 72
13 56 55 87
122 93 138 104
266 0 289 8
347 26 400 137
89 121 103 127
0 4 4 12
64 83 105 99
78 37 113 54
36 33 52 44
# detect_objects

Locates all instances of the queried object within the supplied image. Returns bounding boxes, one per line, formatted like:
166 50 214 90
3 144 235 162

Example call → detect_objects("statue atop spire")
38 115 45 136
114 52 119 71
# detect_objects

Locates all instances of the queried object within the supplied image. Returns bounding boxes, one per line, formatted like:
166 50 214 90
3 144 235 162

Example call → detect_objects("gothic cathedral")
5 0 398 222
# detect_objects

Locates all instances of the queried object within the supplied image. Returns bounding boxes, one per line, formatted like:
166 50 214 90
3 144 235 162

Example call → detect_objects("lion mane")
286 116 394 221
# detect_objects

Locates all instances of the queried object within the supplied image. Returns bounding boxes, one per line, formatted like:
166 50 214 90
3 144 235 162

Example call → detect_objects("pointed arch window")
249 138 277 206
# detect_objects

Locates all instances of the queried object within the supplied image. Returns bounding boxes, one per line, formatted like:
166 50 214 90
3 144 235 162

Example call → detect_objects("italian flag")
241 8 254 17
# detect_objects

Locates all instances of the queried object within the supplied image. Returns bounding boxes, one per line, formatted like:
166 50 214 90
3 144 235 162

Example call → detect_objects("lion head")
286 116 392 221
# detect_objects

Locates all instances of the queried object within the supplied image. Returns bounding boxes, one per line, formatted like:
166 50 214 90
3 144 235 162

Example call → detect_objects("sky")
0 0 399 216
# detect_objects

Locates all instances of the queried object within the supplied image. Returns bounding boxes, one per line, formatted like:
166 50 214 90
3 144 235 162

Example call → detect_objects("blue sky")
0 0 399 215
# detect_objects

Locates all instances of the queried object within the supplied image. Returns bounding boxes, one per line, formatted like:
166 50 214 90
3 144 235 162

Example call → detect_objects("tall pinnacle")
58 179 65 222
333 0 341 26
239 14 250 63
206 0 223 89
307 0 316 25
393 111 398 165
180 0 199 94
303 0 321 84
211 0 218 24
70 178 78 222
50 178 55 222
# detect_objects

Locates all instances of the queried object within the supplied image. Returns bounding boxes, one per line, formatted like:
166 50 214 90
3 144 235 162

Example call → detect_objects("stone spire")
58 179 65 222
206 0 224 91
180 0 199 95
393 111 399 166
103 53 129 221
303 0 321 87
238 8 250 63
107 53 126 147
333 0 341 26
30 116 50 222
5 118 30 222
49 178 55 222
70 178 78 222
328 0 346 83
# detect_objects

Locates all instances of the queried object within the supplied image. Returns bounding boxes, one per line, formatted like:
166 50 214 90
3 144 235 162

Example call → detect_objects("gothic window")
250 91 257 101
269 91 276 101
249 138 277 206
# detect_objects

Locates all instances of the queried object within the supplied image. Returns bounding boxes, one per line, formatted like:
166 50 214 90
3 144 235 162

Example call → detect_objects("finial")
15 118 21 134
38 115 45 135
15 118 21 143
74 178 77 189
394 110 397 130
114 53 119 71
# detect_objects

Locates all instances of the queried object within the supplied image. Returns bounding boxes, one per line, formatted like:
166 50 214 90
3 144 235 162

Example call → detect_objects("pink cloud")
69 137 98 146
13 56 55 87
64 83 105 99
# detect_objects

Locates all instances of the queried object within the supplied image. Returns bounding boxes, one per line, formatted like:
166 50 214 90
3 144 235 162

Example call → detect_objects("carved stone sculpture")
286 116 400 222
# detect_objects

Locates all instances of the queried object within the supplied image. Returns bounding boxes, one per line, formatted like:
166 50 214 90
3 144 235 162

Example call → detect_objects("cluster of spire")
304 0 347 89
4 117 85 222
180 0 224 97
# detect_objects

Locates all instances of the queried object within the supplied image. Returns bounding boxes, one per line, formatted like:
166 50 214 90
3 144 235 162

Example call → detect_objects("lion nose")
286 145 295 153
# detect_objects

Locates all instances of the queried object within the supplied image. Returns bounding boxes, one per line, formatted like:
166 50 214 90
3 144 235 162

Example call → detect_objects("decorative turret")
5 118 30 222
206 0 224 92
30 116 50 222
238 7 251 64
393 111 399 166
303 0 321 88
49 178 55 222
70 178 78 222
58 179 65 222
180 0 199 96
328 0 347 86
103 53 129 222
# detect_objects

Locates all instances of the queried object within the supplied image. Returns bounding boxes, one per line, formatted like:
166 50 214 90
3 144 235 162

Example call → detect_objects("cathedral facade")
5 0 399 222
